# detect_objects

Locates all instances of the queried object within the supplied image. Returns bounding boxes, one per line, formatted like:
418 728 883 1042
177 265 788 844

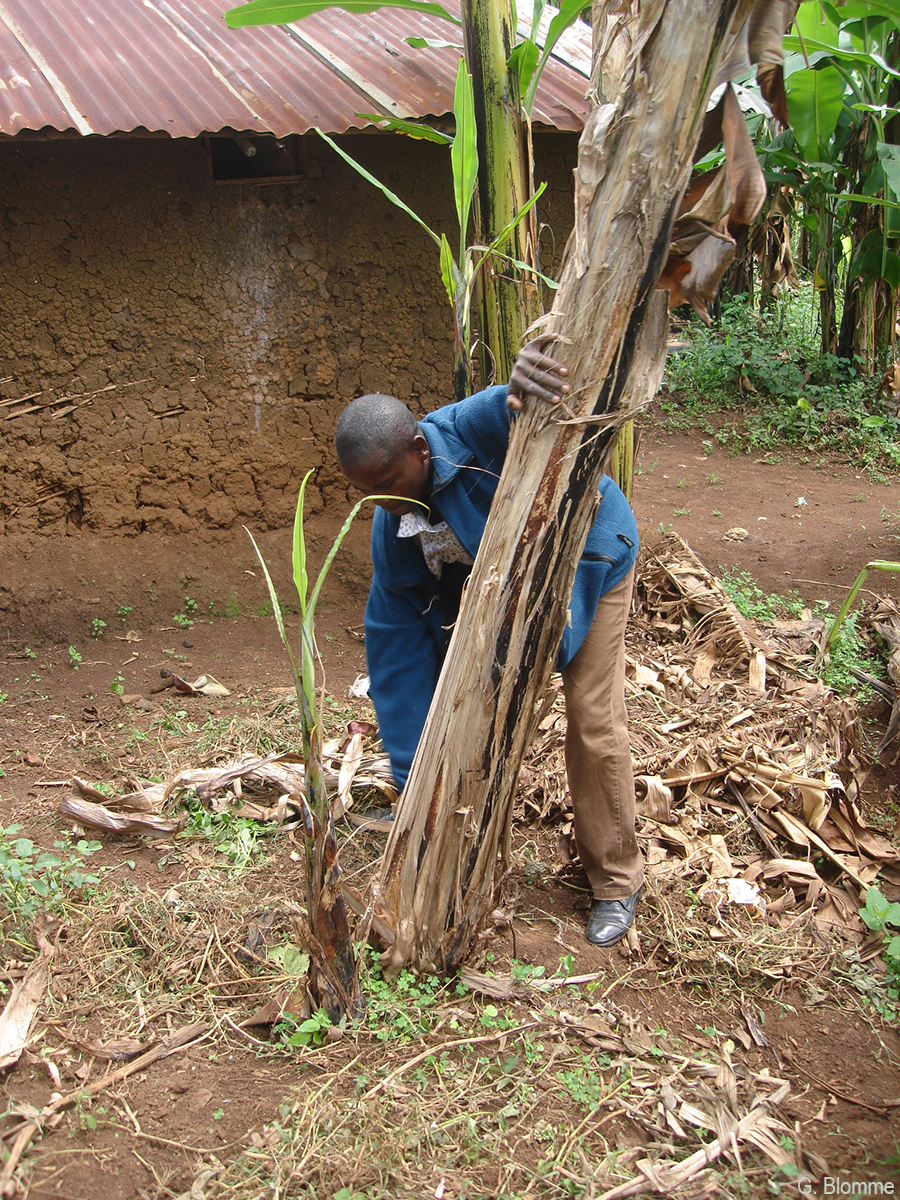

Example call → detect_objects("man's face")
343 433 431 516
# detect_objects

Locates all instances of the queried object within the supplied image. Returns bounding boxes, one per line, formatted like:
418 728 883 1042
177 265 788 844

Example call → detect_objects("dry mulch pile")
523 533 900 951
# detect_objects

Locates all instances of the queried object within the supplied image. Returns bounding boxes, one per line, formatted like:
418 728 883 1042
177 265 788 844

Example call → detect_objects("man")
334 343 643 946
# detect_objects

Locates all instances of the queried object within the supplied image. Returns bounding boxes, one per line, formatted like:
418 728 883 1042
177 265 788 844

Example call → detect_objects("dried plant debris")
58 743 396 835
55 535 896 958
0 934 54 1073
522 533 900 945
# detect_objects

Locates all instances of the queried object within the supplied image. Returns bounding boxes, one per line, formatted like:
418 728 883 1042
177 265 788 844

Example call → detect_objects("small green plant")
0 824 103 934
719 568 804 623
672 505 691 517
90 618 107 639
860 886 900 959
23 647 37 660
479 1003 513 1031
510 960 546 983
109 672 125 696
173 596 199 628
179 797 262 872
68 645 83 669
851 886 900 1023
116 604 133 624
557 1055 610 1110
0 694 7 704
277 1008 332 1048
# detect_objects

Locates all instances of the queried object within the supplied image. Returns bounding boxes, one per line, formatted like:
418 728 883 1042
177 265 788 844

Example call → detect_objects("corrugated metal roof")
0 0 590 139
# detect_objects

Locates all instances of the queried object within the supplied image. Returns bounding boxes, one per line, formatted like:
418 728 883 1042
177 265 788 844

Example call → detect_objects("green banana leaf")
785 65 845 161
355 113 452 143
315 128 441 249
823 0 900 22
225 0 459 29
523 0 590 116
451 58 478 262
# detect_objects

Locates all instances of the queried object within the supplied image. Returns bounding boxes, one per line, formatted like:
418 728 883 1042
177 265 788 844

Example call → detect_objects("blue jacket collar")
419 413 472 496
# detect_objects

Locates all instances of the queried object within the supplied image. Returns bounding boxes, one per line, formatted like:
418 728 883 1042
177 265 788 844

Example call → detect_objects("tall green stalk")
246 473 383 1020
462 0 542 387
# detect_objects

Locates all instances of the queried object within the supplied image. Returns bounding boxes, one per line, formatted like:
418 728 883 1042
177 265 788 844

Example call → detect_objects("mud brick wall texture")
0 131 577 538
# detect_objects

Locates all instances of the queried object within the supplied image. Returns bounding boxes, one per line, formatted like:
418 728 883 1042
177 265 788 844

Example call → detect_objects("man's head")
335 393 431 516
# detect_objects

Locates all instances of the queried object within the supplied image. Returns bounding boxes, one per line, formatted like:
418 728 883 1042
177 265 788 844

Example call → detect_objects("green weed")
68 646 82 669
719 568 804 622
720 570 883 698
90 618 107 639
178 795 266 872
173 595 199 628
0 824 103 937
276 1008 333 1048
861 887 900 958
840 891 900 1026
819 610 883 698
361 947 446 1043
557 1053 615 1111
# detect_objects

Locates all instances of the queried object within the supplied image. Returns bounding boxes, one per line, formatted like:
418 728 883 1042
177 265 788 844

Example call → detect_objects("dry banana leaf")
0 935 54 1072
58 795 184 837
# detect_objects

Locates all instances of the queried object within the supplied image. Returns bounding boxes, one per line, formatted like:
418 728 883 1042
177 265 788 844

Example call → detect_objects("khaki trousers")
561 567 643 901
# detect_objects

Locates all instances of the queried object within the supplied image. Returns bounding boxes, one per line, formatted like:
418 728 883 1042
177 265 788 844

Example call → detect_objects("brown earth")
1 423 899 1199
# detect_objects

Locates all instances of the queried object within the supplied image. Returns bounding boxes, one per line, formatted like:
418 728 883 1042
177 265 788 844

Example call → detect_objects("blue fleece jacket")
364 384 639 788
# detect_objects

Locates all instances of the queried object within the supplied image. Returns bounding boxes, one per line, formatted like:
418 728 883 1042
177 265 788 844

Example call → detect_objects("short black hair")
335 393 419 472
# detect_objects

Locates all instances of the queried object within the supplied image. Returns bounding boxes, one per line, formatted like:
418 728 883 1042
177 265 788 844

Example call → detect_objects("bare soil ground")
1 423 899 1200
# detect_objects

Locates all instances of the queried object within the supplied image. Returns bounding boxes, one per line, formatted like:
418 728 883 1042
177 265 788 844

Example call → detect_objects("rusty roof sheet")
0 0 590 139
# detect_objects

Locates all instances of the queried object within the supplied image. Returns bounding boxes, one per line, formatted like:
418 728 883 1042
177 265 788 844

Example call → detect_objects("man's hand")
507 338 570 412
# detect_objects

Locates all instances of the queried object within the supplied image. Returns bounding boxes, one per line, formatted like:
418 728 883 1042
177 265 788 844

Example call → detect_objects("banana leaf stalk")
823 559 900 654
245 473 393 1019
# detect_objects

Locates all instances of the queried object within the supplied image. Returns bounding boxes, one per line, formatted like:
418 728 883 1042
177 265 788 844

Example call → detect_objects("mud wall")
0 131 577 537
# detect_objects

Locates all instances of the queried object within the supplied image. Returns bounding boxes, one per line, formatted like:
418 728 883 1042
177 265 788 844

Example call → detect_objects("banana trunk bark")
376 0 753 974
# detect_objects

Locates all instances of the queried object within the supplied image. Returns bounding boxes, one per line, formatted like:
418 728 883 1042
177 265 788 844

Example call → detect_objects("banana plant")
245 475 399 1020
760 0 900 363
315 57 551 398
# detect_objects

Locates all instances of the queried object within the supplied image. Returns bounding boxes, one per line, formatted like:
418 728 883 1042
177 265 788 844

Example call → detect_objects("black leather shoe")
585 888 642 947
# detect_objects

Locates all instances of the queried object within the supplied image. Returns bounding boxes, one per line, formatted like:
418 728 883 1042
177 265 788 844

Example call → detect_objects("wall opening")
208 133 306 183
